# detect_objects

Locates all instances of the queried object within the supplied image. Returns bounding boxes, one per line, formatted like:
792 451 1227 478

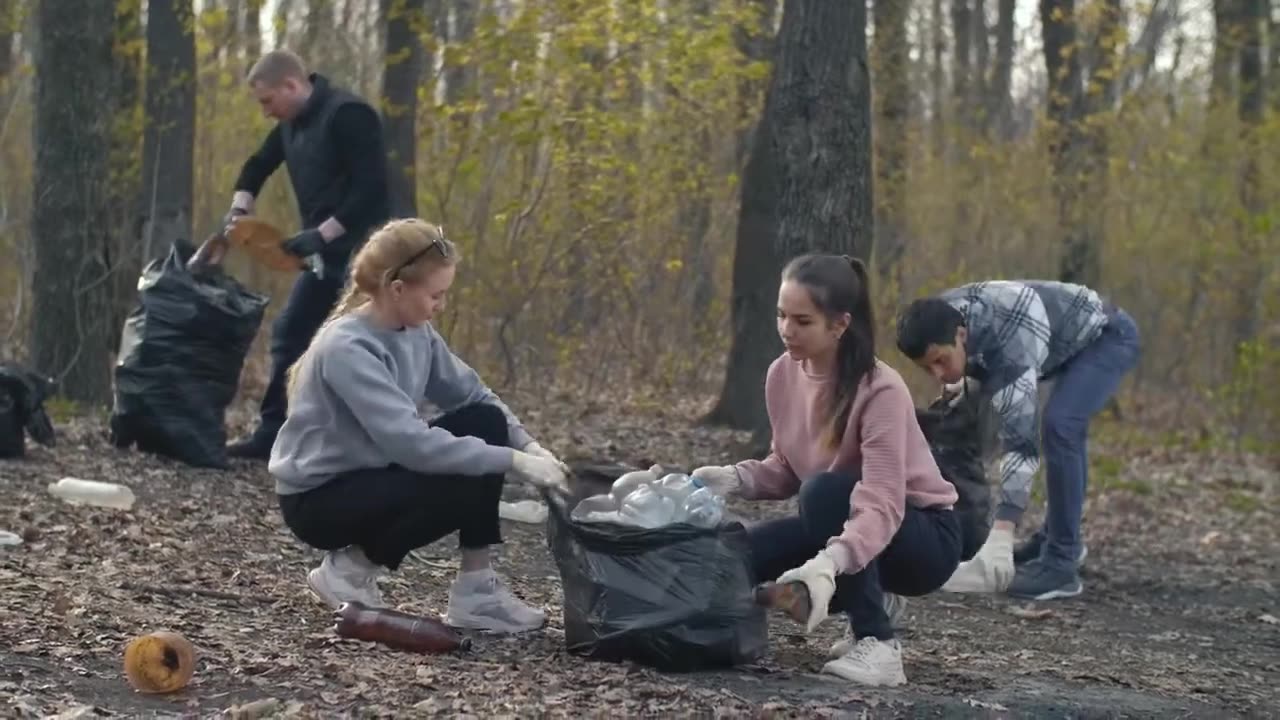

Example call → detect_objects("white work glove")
942 376 982 408
507 451 570 495
522 440 566 469
776 548 839 633
941 527 1014 593
691 465 742 497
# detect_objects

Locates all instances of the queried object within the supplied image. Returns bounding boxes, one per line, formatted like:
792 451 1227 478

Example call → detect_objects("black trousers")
255 267 347 440
748 471 962 640
278 403 510 570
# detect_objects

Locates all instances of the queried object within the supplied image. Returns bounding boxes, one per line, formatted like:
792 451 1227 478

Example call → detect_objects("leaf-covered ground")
2 388 1277 718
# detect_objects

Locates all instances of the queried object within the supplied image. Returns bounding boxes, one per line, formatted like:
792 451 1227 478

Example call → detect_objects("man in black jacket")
223 50 392 459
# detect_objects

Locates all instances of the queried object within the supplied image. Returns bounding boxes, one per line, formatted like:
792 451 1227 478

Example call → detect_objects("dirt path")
2 399 1277 718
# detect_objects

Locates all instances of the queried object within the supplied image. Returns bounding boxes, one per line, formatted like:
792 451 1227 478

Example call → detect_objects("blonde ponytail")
282 218 457 410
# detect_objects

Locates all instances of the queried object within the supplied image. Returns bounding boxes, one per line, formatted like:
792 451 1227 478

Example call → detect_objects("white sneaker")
829 594 908 658
444 569 545 634
307 547 386 609
823 636 907 687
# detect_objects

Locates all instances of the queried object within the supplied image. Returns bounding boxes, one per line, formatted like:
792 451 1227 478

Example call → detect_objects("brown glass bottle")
333 602 472 654
753 581 812 624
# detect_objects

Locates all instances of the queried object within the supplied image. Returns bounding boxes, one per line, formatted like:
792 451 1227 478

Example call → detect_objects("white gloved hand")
776 549 839 633
942 376 982 408
522 440 566 469
507 451 570 494
691 465 742 497
940 527 1014 593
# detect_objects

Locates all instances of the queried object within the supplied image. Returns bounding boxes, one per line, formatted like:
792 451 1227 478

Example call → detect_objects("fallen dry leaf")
1005 605 1055 620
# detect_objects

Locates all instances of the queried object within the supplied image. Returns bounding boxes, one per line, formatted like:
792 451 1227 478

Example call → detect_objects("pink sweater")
735 357 958 574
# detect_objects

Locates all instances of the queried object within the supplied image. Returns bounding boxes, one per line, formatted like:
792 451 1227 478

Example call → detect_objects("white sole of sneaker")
443 612 544 635
821 660 907 687
1012 582 1084 601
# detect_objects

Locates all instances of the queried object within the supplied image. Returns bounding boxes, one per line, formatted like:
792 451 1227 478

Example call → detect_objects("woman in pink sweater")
693 254 961 687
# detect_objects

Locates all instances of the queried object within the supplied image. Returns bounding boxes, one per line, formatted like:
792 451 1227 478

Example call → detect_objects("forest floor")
2 386 1278 719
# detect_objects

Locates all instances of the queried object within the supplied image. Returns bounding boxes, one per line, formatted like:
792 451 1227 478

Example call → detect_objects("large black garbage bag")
916 392 997 561
109 244 268 468
545 465 768 672
0 363 57 458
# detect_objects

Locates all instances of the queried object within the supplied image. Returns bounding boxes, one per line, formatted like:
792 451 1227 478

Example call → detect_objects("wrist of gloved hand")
284 228 326 258
691 465 742 497
941 526 1014 593
507 450 569 494
775 548 839 633
522 440 564 467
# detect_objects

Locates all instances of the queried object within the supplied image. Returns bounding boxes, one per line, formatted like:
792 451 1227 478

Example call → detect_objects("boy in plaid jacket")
896 281 1141 600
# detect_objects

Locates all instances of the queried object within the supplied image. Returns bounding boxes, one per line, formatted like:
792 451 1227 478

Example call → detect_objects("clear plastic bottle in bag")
653 473 700 508
682 487 726 528
618 484 677 528
571 494 619 522
610 469 658 505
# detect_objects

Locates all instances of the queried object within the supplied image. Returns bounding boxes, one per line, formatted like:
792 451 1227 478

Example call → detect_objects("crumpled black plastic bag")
0 363 57 458
109 243 268 468
916 392 997 561
544 464 767 672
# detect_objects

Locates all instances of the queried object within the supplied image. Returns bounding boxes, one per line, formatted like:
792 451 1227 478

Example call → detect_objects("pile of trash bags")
546 463 766 672
109 243 268 469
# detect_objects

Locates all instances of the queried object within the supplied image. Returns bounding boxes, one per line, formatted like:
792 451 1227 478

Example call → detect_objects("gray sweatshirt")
268 312 533 494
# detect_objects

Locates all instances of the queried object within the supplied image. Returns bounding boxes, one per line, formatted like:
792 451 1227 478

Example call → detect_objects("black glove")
284 228 326 258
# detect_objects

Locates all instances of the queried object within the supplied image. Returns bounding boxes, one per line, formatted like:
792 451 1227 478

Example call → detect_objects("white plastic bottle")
47 477 137 511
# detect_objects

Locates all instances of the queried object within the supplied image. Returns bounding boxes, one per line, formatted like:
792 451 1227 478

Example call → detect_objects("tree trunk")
444 0 477 107
0 2 15 81
705 91 782 432
139 0 197 260
1233 0 1266 347
32 0 117 405
108 0 144 355
1209 0 1237 108
708 0 872 436
244 0 264 60
971 0 989 118
381 0 427 218
872 0 910 283
930 0 946 156
1040 0 1096 287
951 0 972 126
989 0 1015 138
771 0 873 260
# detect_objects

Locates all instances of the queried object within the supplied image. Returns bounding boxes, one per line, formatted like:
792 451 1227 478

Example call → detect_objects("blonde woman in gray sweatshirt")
269 219 568 634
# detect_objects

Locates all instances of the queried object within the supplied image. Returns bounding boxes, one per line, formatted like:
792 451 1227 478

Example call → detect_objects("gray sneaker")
1013 529 1088 567
1006 560 1083 601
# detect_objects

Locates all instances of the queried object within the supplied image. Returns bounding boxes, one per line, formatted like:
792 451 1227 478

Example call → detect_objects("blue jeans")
747 471 961 640
1039 308 1141 569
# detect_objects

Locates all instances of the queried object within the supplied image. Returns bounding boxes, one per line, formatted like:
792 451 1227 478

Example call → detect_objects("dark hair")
781 253 877 448
895 297 965 359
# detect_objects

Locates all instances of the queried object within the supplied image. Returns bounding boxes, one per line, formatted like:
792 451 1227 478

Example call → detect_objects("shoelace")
847 637 882 663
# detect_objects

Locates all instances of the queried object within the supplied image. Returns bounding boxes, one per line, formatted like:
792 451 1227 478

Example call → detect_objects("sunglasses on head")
394 229 450 279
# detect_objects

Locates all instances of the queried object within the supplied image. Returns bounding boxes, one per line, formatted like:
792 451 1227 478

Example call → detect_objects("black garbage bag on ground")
915 392 997 561
109 243 268 469
545 462 768 672
0 363 57 458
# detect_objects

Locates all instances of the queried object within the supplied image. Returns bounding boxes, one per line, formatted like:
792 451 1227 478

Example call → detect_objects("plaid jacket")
939 281 1110 521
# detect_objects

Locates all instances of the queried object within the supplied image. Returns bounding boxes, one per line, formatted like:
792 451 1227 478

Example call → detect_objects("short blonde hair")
285 219 458 404
247 49 308 87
